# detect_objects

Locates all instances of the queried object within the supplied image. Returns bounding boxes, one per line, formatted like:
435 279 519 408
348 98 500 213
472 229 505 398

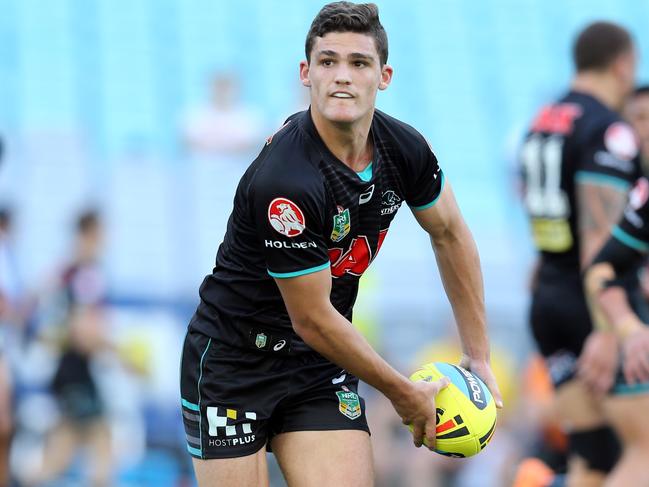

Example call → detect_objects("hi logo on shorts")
206 407 257 448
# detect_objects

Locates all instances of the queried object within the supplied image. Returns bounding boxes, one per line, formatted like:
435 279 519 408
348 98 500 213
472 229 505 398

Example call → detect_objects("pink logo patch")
268 198 306 237
630 178 649 210
604 122 639 161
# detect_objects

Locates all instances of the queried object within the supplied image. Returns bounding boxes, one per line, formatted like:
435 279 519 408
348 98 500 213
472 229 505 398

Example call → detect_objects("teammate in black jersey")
585 176 649 486
625 86 649 172
520 22 640 485
180 2 502 486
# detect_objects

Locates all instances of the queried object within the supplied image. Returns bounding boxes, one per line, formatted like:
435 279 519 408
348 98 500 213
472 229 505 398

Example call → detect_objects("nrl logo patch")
330 206 351 242
336 390 361 420
255 333 267 349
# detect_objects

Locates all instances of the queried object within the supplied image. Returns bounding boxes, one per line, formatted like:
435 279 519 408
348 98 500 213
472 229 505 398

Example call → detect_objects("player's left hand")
459 355 503 408
577 330 618 396
622 326 649 384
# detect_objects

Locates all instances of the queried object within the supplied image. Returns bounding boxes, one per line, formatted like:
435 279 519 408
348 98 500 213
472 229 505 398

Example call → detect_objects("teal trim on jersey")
612 226 649 253
187 445 202 457
575 171 630 192
410 172 446 211
356 162 373 182
197 338 212 459
268 262 330 279
182 398 200 412
612 381 649 395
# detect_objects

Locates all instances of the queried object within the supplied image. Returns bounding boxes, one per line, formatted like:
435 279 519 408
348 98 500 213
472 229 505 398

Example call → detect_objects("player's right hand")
622 326 649 384
391 377 450 450
577 330 618 396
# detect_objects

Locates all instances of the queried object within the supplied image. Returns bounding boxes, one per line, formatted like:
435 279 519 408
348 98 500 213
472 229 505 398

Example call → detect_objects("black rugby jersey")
521 91 641 277
611 177 649 254
191 108 444 350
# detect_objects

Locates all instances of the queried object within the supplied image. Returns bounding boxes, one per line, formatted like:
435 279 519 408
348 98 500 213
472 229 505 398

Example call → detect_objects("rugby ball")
409 362 497 457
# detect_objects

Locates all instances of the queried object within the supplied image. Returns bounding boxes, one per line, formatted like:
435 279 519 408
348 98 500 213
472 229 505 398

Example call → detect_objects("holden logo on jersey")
381 190 402 215
604 122 639 161
268 198 305 237
331 206 351 242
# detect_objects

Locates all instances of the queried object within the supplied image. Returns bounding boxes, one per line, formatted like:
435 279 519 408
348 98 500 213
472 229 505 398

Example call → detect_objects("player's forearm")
584 263 616 331
597 284 644 338
291 306 412 399
431 222 489 361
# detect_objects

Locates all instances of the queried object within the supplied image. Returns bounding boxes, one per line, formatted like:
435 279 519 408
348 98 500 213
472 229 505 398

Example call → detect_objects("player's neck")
571 73 623 112
310 109 373 172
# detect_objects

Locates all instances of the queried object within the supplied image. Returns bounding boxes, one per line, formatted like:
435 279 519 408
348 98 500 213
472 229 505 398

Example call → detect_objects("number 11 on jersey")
521 134 573 252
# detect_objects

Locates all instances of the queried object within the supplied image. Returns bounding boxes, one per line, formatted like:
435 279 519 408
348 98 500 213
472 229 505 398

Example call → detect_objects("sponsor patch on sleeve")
629 178 649 210
268 197 306 237
604 122 639 161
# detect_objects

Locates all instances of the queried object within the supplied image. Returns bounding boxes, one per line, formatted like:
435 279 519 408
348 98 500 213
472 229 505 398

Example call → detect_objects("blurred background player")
26 210 113 487
0 204 17 487
520 21 640 485
181 71 267 159
584 175 649 486
624 86 649 172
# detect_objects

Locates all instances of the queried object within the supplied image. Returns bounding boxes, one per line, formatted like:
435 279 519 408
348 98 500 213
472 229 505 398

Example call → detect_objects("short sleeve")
575 121 640 191
612 177 649 253
404 135 445 211
252 170 330 278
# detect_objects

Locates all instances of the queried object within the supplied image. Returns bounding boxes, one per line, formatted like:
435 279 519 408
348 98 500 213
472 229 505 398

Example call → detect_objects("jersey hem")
612 226 649 252
575 171 631 191
267 262 331 279
611 381 649 395
410 172 446 211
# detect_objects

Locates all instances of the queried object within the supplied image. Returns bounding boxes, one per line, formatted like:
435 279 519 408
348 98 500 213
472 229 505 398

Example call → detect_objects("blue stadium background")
1 0 649 485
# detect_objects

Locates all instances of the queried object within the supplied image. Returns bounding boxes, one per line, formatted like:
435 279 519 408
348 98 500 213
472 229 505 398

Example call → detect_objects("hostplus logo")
206 406 257 447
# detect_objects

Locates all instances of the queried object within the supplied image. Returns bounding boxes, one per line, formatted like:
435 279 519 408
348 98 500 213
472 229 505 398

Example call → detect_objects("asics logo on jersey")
273 340 287 351
268 198 306 237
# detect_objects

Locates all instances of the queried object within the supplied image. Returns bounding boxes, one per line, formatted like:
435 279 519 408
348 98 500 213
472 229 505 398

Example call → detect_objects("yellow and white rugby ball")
409 362 497 457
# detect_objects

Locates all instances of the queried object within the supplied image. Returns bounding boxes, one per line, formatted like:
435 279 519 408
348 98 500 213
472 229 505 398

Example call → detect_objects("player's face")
625 94 649 156
618 48 637 98
300 32 392 126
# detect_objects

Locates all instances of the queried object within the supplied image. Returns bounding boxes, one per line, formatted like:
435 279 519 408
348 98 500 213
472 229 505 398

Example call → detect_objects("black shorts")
530 275 591 387
179 328 370 459
531 273 649 394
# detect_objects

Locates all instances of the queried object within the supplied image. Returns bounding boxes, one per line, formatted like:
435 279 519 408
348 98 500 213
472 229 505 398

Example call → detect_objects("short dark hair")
77 209 100 234
633 85 649 97
0 207 11 230
573 21 632 72
305 2 388 65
